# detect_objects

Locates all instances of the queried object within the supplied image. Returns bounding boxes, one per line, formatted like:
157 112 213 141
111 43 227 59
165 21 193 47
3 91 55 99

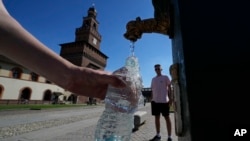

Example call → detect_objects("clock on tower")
93 37 97 45
75 5 101 49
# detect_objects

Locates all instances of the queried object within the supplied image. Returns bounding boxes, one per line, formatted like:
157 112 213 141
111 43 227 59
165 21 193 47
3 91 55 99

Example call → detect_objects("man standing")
150 64 172 141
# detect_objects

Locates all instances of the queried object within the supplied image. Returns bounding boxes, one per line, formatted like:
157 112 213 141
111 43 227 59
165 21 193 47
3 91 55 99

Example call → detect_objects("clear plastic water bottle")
94 56 143 141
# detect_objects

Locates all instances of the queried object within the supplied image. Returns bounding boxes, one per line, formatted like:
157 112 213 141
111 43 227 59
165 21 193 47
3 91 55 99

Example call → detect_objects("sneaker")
167 137 172 141
149 135 161 141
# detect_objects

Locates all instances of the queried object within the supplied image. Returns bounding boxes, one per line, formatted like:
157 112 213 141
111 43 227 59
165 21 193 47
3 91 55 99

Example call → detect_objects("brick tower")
60 5 108 103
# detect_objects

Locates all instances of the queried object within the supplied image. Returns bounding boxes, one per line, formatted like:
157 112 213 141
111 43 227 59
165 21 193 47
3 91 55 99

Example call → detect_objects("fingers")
85 68 126 88
102 75 126 88
95 71 126 88
110 75 127 88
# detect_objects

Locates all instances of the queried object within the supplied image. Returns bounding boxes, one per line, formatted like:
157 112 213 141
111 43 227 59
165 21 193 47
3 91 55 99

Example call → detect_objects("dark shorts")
151 101 170 116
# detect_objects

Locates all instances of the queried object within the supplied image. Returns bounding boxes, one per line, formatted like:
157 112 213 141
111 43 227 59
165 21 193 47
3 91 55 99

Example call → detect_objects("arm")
150 79 153 101
167 84 173 105
0 1 125 99
166 76 173 104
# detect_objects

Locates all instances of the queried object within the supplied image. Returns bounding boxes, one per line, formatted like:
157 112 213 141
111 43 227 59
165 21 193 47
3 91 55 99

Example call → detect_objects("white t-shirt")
151 75 171 103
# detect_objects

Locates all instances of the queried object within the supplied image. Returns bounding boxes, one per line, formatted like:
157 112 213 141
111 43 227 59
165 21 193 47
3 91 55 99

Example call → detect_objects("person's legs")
164 115 172 137
150 101 161 141
162 103 172 140
155 115 161 134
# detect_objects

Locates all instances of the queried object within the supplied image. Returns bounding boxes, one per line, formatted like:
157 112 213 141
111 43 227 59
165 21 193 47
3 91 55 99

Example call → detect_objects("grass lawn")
0 104 88 111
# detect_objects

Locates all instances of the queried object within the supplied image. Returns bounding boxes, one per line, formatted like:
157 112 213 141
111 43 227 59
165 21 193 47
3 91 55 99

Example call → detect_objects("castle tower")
75 5 101 50
59 5 108 103
60 5 107 70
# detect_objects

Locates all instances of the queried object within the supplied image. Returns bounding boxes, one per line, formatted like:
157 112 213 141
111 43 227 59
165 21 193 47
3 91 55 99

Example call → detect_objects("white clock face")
93 38 97 45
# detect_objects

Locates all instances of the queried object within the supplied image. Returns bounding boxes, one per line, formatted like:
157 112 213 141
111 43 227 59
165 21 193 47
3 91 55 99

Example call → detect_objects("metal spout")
123 0 172 42
123 17 170 42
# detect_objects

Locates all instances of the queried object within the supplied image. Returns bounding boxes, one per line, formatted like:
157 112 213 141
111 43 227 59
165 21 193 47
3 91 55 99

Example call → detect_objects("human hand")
65 67 126 100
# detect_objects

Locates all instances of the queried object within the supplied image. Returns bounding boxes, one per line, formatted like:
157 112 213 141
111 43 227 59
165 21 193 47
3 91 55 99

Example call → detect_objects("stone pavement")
48 103 178 141
130 104 177 141
0 103 178 141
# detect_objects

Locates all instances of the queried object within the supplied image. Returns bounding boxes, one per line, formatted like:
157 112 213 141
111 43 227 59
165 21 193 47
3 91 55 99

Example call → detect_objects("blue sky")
3 0 172 87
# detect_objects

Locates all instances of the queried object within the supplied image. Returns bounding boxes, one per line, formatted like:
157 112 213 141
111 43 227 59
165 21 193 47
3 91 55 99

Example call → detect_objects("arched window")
84 21 90 29
43 90 52 101
11 67 22 79
93 23 97 30
67 94 77 104
20 87 31 101
0 85 3 99
30 72 39 81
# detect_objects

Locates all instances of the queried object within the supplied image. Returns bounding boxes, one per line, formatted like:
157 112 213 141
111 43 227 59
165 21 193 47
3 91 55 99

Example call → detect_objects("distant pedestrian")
150 64 172 141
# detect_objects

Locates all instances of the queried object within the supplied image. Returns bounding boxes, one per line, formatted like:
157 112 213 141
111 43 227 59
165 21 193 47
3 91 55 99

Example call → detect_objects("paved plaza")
0 103 177 141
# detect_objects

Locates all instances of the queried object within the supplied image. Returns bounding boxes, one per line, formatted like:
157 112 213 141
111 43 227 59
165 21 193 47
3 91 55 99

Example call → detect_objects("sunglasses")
155 68 161 71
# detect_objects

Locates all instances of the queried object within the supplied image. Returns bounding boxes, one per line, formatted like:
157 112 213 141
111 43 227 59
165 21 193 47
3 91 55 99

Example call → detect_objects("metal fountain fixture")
123 0 173 42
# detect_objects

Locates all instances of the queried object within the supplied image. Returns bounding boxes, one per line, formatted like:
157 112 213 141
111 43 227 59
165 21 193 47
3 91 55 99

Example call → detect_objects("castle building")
0 5 107 104
0 55 65 104
59 6 108 103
